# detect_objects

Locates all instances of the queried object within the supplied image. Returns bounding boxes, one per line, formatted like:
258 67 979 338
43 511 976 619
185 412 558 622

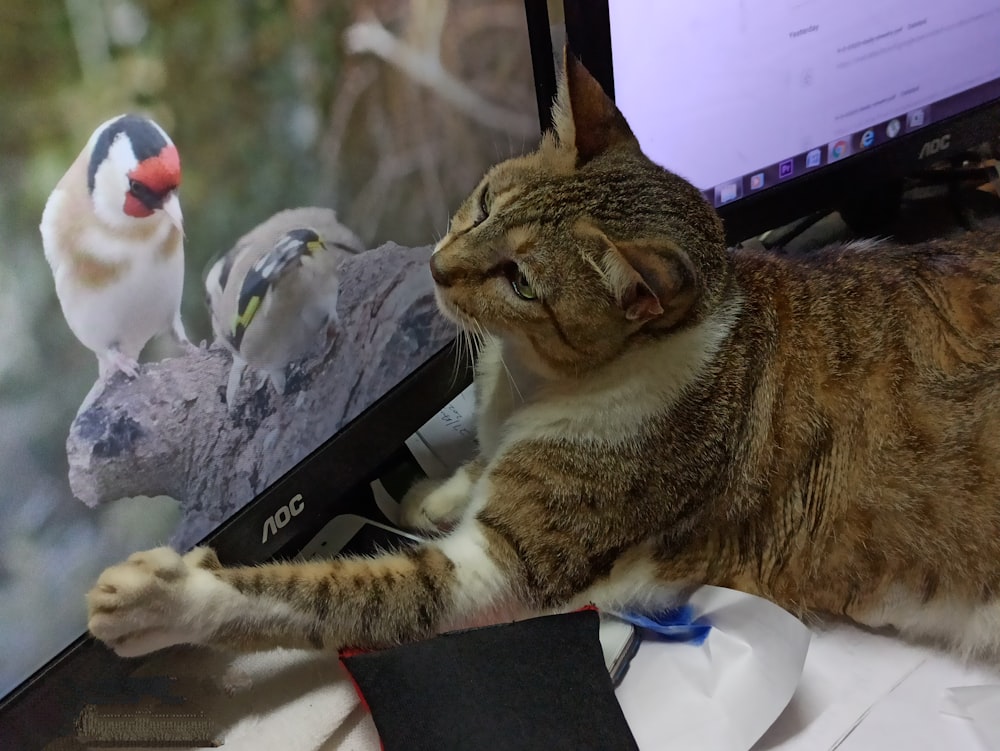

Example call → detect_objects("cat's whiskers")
496 346 525 404
469 319 525 402
451 323 473 388
465 324 480 368
472 318 487 351
449 325 463 386
450 314 487 389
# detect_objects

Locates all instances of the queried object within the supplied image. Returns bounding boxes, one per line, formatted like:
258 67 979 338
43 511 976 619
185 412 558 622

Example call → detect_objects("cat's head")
431 52 729 378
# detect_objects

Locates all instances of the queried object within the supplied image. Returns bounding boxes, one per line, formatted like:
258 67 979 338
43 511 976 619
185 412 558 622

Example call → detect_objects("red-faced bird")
40 114 190 381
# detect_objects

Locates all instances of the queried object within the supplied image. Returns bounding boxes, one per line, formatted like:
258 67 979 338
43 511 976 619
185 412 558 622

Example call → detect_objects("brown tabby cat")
87 54 1000 661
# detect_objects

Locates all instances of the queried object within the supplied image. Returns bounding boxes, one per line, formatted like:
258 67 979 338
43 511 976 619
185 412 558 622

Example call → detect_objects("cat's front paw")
399 468 476 533
87 546 223 657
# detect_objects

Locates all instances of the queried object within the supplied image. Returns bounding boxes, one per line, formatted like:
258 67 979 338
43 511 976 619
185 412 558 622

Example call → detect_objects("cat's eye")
506 264 537 301
473 183 490 226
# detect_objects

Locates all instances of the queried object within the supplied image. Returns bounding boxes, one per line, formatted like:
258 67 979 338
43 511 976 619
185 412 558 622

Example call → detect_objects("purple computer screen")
609 0 1000 207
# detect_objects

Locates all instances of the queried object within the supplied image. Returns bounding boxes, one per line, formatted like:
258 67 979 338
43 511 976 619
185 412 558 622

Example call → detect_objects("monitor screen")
0 0 539 711
606 0 1000 209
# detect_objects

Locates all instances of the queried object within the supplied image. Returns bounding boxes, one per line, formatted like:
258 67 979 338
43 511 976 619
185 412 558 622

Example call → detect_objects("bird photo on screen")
39 114 191 383
204 207 364 409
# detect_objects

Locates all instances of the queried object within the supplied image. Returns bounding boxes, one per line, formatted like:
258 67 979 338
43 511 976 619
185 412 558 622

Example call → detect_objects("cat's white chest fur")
473 304 742 459
472 338 539 459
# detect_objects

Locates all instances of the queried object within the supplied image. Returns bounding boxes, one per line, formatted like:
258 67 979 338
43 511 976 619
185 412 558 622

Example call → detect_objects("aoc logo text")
261 494 305 543
918 134 951 159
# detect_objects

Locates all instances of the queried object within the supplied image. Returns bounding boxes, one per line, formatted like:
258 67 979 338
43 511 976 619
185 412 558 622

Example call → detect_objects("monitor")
0 2 542 745
562 0 1000 241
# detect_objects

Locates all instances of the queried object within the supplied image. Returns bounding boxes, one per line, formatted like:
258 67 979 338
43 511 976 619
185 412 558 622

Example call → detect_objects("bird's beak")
160 192 185 237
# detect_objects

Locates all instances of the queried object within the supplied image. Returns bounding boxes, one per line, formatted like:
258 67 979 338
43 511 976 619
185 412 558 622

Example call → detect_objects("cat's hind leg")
858 585 1000 659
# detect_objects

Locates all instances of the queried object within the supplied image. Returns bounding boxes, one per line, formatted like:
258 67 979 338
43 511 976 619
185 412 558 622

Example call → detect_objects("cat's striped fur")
88 54 1000 660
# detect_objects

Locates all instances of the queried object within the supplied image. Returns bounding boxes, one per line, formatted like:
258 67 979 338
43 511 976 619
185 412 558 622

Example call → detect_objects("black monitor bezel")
0 1 566 737
0 339 473 743
562 0 1000 244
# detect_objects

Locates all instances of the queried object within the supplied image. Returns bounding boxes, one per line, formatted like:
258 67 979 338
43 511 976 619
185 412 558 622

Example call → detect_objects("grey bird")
204 208 364 407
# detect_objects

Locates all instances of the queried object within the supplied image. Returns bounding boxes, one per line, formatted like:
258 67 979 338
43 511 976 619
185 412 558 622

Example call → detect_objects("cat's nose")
429 253 453 287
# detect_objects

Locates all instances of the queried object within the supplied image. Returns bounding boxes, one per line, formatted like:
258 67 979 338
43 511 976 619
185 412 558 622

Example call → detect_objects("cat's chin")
434 288 481 330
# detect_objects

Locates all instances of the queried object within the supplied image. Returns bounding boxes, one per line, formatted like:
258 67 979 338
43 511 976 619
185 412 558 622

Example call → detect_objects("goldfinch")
40 114 190 380
204 208 364 407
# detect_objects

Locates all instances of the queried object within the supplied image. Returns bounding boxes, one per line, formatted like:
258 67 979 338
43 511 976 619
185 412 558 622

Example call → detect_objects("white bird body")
40 114 188 380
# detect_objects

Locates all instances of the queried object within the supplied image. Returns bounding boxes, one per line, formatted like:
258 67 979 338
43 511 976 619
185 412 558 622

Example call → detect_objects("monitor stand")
838 178 905 238
840 153 998 239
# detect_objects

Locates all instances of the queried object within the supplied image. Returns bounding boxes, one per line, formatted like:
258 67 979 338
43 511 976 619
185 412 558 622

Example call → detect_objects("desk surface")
76 618 998 751
752 623 999 751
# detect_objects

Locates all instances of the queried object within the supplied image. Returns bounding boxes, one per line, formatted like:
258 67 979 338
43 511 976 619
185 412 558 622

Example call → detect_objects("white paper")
410 385 477 474
403 430 450 481
616 586 810 751
752 625 1000 751
943 685 1000 750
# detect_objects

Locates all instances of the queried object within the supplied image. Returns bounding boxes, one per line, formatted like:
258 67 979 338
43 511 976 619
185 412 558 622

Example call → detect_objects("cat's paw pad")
87 546 219 657
399 477 467 532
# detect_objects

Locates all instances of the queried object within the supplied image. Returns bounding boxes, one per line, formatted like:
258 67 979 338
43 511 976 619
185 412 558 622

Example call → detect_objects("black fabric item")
342 609 639 751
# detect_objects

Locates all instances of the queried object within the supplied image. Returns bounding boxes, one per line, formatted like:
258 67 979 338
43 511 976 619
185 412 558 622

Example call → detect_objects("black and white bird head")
85 114 183 232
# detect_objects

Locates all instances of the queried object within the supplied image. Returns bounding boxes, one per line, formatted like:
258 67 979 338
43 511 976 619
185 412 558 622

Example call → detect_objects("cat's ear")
552 48 638 165
602 238 699 326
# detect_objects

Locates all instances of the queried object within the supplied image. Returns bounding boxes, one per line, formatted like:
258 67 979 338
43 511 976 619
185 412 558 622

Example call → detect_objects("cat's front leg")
86 523 514 657
399 458 484 532
87 546 233 657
